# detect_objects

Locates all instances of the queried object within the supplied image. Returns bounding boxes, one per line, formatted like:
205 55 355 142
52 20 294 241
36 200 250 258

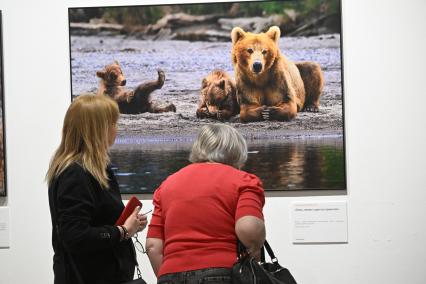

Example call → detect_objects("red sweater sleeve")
235 173 265 221
147 186 164 239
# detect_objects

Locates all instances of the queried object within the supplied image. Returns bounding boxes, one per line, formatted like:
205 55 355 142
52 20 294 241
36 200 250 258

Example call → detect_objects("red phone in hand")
115 196 142 225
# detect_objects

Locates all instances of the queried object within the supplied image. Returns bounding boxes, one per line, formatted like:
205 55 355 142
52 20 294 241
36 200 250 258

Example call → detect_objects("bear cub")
196 70 239 120
96 61 176 114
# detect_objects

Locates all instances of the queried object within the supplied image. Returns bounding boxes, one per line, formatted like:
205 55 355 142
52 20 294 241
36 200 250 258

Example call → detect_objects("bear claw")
217 110 223 120
261 108 270 120
305 106 319 113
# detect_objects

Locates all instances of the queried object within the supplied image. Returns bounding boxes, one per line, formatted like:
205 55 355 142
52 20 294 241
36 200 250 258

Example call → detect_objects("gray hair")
189 124 248 169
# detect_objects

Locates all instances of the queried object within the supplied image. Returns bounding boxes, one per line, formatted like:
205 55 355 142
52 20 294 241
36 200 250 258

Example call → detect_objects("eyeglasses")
133 233 146 254
132 209 152 254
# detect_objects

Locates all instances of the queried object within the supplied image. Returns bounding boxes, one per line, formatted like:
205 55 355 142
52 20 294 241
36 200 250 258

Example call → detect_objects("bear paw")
168 103 176 112
197 109 212 119
126 94 135 103
157 69 165 87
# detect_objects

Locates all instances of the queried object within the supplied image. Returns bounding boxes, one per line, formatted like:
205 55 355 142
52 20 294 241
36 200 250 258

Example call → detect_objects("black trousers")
157 267 232 284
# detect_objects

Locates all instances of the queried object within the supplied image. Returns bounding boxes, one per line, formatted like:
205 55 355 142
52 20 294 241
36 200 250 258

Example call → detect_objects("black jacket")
48 163 135 284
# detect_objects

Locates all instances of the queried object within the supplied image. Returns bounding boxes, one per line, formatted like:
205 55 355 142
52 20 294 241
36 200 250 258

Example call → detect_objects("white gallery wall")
0 0 425 283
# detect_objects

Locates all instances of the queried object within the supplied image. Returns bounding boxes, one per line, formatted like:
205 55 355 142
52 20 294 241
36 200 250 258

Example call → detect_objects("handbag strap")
263 240 278 263
238 239 279 263
237 238 251 258
131 238 143 279
135 264 142 279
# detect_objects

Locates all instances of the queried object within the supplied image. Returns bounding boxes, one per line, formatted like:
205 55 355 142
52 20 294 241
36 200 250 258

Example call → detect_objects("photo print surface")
0 11 6 196
69 0 346 193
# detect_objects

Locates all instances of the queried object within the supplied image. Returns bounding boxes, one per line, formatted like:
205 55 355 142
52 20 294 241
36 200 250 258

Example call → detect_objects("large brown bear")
196 70 239 120
96 61 176 114
231 26 324 122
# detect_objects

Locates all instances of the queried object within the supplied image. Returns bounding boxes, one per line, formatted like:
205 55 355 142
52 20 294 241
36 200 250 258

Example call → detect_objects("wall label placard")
0 206 9 248
291 201 348 243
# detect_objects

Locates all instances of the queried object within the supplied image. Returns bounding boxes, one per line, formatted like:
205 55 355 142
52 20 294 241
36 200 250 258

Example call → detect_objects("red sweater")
147 163 265 277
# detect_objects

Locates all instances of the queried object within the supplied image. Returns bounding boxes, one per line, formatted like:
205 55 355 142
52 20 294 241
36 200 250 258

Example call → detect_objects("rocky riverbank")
70 33 344 141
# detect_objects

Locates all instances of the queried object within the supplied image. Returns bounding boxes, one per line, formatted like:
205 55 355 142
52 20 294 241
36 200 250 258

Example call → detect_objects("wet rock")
70 22 124 36
174 25 230 42
148 13 220 33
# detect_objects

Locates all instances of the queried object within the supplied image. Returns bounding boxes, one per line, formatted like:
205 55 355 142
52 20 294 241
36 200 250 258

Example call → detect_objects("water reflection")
110 137 345 193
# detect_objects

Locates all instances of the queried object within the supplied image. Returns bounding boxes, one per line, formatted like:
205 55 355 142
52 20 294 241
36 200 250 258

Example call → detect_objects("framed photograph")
69 0 346 193
0 11 6 196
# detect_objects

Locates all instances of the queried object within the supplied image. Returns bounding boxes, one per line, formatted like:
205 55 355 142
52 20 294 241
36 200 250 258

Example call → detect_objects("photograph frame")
68 0 347 194
0 10 8 197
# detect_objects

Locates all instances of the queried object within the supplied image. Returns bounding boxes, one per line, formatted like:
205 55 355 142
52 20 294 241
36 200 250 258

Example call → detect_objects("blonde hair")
189 124 247 169
46 95 119 189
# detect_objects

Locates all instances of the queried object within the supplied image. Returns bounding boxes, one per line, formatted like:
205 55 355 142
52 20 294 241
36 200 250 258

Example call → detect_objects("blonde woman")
46 95 147 284
146 124 266 284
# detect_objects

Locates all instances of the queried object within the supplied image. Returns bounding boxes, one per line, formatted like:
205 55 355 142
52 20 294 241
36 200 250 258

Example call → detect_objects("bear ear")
218 79 226 90
202 78 208 89
96 71 105 79
114 60 120 66
231 27 246 45
266 26 281 44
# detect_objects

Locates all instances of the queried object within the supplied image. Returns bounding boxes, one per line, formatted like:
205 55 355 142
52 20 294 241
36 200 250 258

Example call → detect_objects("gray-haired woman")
146 124 266 284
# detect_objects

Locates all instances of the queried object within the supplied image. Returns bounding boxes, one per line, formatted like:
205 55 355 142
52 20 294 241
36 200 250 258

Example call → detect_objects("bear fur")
96 61 176 114
196 70 239 120
231 26 324 122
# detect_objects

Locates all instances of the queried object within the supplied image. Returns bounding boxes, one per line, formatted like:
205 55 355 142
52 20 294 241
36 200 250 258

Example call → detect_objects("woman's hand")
123 206 148 238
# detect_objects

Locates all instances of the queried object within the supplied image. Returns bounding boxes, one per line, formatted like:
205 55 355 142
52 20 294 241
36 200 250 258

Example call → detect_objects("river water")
110 136 345 193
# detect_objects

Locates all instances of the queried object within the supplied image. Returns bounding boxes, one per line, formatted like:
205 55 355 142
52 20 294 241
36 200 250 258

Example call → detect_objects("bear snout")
252 61 263 73
121 79 127 86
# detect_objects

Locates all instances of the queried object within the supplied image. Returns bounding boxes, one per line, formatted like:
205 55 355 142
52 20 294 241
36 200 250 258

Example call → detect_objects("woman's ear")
202 78 208 89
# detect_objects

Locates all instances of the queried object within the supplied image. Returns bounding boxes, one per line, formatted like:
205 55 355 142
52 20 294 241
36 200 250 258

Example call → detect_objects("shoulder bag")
232 240 297 284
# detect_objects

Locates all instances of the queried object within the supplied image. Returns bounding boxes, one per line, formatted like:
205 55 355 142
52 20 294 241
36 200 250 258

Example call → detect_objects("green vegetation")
102 7 164 25
236 0 340 18
181 3 234 15
69 0 340 26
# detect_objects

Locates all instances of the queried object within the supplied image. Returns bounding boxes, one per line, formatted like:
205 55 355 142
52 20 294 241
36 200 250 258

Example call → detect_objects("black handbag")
120 266 147 284
120 257 147 284
232 240 297 284
121 280 146 284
